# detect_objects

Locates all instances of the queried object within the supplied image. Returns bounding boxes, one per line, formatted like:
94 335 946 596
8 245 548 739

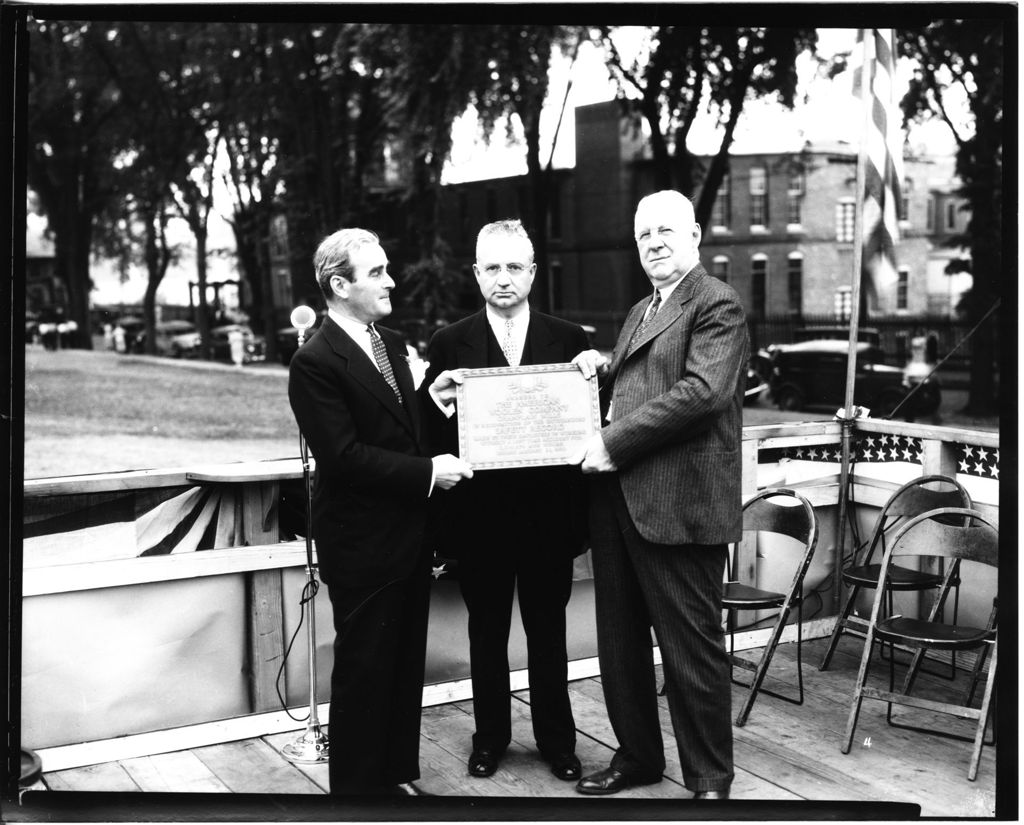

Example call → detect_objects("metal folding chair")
724 488 818 727
841 507 998 781
819 475 972 675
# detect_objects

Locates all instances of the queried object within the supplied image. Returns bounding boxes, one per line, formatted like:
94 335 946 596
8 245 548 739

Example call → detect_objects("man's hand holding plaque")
428 368 465 415
571 348 610 381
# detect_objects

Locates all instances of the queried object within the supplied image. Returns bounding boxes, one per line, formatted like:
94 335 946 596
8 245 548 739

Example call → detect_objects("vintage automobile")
766 338 941 419
210 323 267 364
134 320 202 358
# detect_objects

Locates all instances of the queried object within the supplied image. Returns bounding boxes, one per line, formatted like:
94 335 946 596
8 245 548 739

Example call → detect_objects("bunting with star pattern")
758 435 998 479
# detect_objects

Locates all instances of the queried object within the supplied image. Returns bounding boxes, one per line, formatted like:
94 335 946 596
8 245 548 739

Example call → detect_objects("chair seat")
842 563 945 590
876 617 992 650
723 582 789 610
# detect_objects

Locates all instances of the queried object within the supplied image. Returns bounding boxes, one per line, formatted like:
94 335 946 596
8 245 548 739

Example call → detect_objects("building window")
897 267 909 310
751 255 768 317
550 260 563 310
834 286 852 321
712 255 730 282
486 189 497 223
787 168 803 226
926 196 935 231
548 180 562 240
517 185 530 226
711 175 731 229
836 199 856 242
901 177 913 223
945 201 957 231
750 166 768 227
787 254 803 314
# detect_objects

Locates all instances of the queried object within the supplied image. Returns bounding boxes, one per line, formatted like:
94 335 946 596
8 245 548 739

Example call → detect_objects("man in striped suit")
571 190 748 799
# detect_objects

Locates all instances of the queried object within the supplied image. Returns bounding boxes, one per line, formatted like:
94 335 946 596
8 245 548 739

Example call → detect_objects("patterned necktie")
501 318 518 366
630 291 662 348
367 324 404 404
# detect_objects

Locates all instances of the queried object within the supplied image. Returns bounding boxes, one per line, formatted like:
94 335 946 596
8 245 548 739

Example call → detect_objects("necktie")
630 291 662 348
367 324 404 404
501 318 518 366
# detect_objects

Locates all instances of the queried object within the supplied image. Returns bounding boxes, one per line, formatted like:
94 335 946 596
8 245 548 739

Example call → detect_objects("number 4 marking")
863 737 872 748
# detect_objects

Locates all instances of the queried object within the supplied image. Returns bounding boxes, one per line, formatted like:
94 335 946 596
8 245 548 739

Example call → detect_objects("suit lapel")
623 266 706 361
456 310 492 368
321 318 414 434
523 312 562 366
381 328 422 439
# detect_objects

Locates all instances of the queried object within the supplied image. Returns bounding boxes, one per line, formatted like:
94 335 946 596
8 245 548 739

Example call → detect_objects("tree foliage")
594 26 817 233
26 19 126 348
470 25 585 314
898 21 1003 414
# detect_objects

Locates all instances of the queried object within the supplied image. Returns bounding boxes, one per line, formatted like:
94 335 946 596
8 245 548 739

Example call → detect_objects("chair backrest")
858 475 972 564
742 488 819 588
744 488 817 545
886 507 999 571
884 475 974 519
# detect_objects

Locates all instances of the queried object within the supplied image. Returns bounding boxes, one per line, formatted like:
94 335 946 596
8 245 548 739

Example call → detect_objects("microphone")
290 306 318 346
279 302 329 765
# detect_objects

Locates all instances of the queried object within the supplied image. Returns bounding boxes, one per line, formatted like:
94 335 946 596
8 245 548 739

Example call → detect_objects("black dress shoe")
692 788 730 800
468 748 501 777
544 752 582 781
575 766 662 795
389 782 432 796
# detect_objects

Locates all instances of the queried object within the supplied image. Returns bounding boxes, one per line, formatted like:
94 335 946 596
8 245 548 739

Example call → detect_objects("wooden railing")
21 419 998 769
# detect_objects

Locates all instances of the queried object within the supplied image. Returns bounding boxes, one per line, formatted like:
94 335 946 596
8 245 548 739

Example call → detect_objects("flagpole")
832 29 874 614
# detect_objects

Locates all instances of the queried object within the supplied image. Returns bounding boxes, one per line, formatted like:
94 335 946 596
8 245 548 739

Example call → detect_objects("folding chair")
841 507 998 781
819 475 972 674
724 488 818 727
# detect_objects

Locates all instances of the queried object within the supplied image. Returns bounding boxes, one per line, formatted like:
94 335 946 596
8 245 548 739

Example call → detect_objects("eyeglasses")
478 262 530 276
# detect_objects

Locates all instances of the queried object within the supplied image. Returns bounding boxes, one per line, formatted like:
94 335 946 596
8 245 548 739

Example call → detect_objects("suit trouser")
457 536 576 756
589 475 734 792
325 551 432 794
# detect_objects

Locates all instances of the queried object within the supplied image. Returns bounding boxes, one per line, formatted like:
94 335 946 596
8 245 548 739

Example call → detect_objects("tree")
471 26 586 314
26 18 126 348
594 26 817 233
898 21 1003 415
91 21 223 354
346 25 497 323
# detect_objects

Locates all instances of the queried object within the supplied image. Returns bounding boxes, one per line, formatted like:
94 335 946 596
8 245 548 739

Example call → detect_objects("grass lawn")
22 347 300 478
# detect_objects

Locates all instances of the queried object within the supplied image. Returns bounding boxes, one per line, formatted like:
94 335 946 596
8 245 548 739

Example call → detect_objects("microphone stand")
281 307 329 764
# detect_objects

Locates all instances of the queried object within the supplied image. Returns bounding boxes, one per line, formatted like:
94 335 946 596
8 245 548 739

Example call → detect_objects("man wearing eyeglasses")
422 220 589 784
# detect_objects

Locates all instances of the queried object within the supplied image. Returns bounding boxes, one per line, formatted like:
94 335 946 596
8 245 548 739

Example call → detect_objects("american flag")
851 28 904 298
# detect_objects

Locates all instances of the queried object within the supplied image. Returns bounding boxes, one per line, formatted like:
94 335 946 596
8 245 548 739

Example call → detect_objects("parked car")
766 339 941 419
210 323 266 364
116 317 147 353
744 359 769 405
135 320 202 358
792 326 881 347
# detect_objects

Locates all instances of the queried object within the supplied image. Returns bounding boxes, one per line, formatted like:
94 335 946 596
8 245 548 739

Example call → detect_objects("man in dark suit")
288 228 473 796
570 190 748 799
421 220 589 782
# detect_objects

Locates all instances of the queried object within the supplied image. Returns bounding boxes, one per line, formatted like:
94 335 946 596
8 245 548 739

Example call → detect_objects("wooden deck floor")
25 636 998 819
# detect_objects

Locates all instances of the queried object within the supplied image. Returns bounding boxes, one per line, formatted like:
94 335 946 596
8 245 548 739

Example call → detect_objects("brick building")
435 101 970 350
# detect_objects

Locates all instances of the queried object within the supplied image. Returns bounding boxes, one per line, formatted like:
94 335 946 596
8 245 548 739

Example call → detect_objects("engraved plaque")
456 364 601 470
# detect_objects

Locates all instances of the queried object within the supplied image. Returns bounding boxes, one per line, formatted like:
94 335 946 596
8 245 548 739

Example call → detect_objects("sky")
56 27 962 309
